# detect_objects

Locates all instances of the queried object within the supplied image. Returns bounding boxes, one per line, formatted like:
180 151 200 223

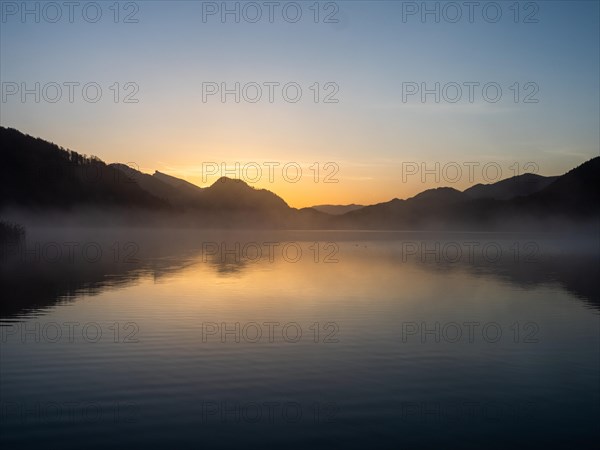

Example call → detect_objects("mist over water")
1 227 598 449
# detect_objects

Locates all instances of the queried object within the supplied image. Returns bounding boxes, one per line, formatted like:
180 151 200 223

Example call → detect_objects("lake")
1 229 598 449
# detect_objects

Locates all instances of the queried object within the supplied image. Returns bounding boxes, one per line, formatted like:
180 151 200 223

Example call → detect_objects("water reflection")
1 229 598 449
1 229 598 319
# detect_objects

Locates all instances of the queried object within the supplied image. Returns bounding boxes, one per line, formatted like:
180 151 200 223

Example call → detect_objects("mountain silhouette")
336 159 599 230
0 127 167 210
112 162 289 212
0 127 291 219
409 187 466 204
464 173 558 200
196 176 290 211
513 157 600 217
335 187 467 229
1 127 598 230
110 163 200 207
311 204 364 215
153 170 205 195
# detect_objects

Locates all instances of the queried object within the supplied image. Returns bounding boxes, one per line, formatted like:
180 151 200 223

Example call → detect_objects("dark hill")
195 177 290 211
0 127 167 210
464 173 558 200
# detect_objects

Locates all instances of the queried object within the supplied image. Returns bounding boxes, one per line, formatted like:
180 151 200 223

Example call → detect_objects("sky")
1 0 599 208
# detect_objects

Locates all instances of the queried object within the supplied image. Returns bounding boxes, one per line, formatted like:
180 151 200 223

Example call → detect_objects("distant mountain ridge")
334 158 599 229
153 171 205 194
110 163 190 207
1 127 598 230
310 204 364 215
464 173 558 200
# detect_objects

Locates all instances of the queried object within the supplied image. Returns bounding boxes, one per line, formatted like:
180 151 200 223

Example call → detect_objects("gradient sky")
1 0 599 207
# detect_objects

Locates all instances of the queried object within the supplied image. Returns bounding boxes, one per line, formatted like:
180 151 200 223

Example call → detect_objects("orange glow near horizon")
143 162 433 209
1 123 586 209
148 159 568 209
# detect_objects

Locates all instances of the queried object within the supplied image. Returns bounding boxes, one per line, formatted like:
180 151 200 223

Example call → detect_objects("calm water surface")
1 229 598 449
